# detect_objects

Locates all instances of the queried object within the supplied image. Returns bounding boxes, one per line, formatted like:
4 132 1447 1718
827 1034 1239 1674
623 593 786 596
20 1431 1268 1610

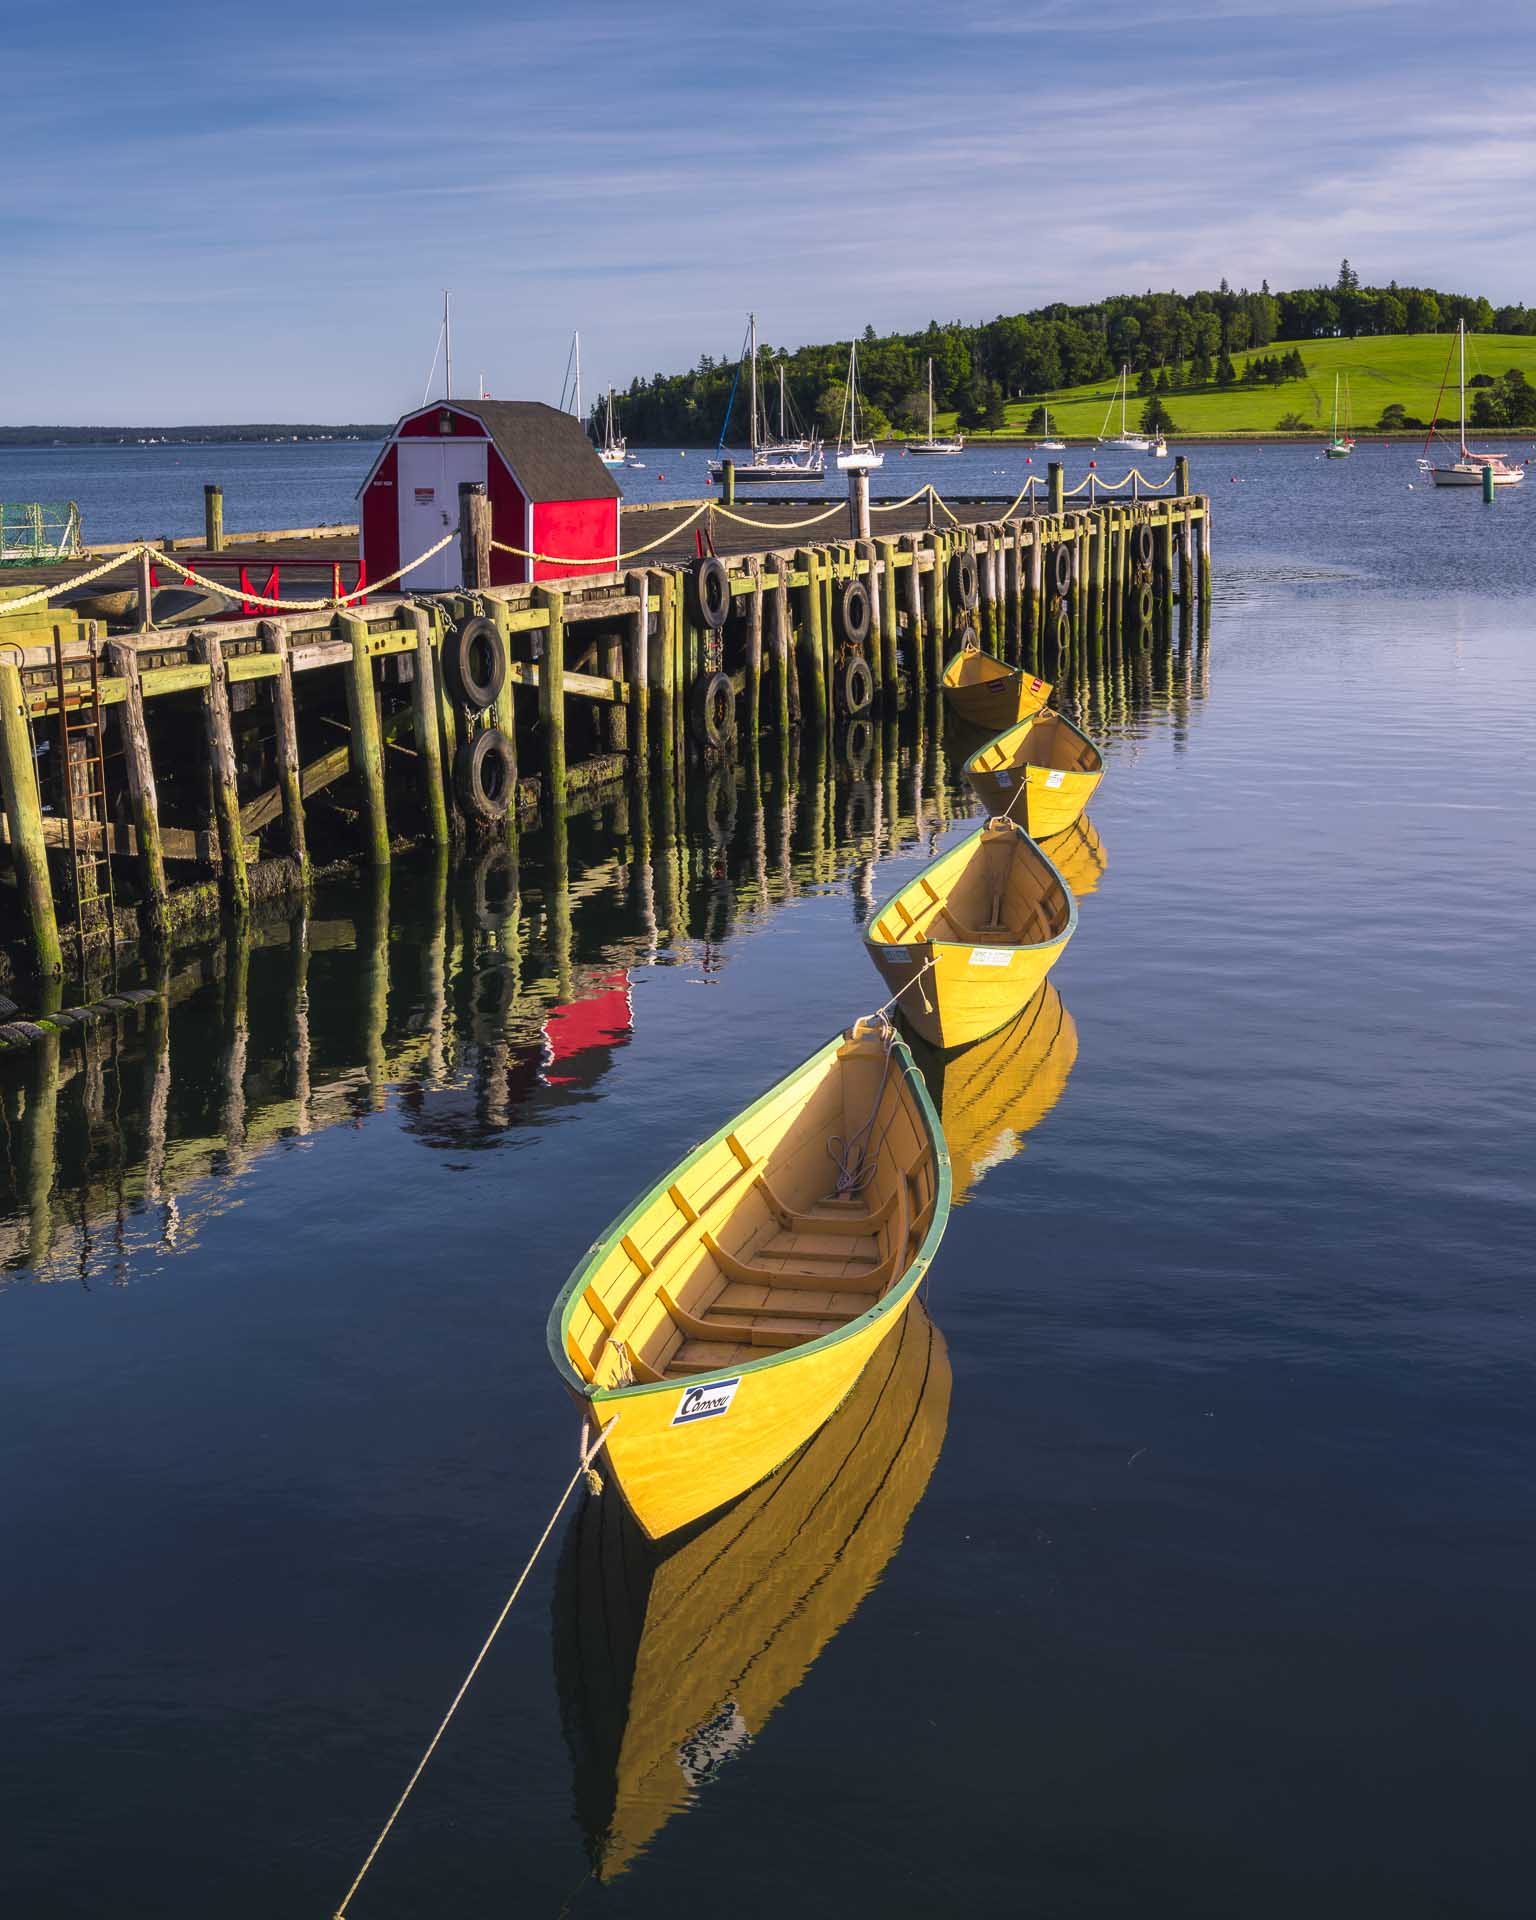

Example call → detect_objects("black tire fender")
692 556 731 629
1135 524 1155 569
1051 543 1073 598
950 548 979 610
837 652 874 717
445 615 507 709
454 726 515 820
837 577 872 646
689 670 736 748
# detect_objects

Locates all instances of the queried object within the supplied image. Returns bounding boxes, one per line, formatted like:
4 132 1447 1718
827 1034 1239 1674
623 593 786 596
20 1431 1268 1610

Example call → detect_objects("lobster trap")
1 501 82 566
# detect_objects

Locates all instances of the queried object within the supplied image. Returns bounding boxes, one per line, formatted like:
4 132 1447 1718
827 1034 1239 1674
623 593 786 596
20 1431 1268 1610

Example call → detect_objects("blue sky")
4 0 1534 423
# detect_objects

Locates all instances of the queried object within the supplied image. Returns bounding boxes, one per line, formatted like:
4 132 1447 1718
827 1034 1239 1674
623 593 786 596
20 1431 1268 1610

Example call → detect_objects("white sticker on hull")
969 949 1013 967
671 1376 742 1426
1044 770 1066 789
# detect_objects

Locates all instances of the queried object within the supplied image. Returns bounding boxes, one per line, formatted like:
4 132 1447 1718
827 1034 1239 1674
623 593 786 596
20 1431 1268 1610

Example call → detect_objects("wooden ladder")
51 635 119 977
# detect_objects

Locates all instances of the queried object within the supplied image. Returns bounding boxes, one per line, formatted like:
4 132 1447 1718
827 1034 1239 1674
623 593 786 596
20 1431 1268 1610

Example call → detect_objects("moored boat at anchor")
941 642 1052 734
863 819 1076 1052
546 1016 949 1540
963 708 1105 837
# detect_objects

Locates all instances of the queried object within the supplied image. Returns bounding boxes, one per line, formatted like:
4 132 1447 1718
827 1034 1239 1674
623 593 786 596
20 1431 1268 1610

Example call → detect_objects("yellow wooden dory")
940 644 1053 734
963 708 1105 837
555 1302 950 1879
862 819 1076 1052
546 1017 950 1541
914 984 1078 1205
1037 813 1107 899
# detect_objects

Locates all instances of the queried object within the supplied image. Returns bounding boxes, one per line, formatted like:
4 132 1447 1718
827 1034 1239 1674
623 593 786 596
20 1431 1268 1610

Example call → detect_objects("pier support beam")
771 553 795 733
258 619 311 882
403 607 450 849
878 538 899 702
534 586 568 814
193 629 251 918
745 558 763 741
626 570 651 768
1199 503 1212 599
1049 462 1064 515
459 482 491 591
0 662 62 979
338 613 390 868
107 641 170 944
796 549 828 729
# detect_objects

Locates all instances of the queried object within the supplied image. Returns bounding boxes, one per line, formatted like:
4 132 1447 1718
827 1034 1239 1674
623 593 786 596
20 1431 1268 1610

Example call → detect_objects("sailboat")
1036 404 1066 451
766 364 817 454
836 339 885 471
1419 322 1526 488
909 358 964 455
708 314 825 483
598 387 627 466
1325 373 1353 457
1098 365 1151 452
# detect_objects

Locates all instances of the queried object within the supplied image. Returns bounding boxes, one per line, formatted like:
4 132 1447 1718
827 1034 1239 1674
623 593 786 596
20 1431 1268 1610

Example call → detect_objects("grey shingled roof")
451 399 621 502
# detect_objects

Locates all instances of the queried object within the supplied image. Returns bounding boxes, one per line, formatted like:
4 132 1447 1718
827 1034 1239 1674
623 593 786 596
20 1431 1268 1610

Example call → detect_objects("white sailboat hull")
1427 463 1524 487
837 450 885 470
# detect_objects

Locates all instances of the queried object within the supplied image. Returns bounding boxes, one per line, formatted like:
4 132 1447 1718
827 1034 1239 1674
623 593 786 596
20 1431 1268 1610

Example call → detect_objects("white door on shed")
395 438 488 588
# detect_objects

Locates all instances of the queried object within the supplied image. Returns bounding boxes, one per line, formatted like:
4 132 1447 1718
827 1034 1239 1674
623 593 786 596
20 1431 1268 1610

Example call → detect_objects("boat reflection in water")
908 983 1078 1207
553 1301 951 1880
1037 813 1106 900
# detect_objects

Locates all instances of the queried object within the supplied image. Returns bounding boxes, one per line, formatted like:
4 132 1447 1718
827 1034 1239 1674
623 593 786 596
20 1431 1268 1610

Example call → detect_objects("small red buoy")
1025 456 1032 465
1088 459 1096 469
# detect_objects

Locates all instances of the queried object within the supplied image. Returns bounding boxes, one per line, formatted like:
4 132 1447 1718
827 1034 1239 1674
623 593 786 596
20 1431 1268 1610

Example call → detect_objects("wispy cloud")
2 0 1533 420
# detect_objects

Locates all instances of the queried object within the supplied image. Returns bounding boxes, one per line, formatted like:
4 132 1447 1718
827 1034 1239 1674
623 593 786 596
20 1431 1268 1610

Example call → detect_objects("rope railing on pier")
489 502 711 567
711 500 846 532
149 527 462 609
1063 468 1177 497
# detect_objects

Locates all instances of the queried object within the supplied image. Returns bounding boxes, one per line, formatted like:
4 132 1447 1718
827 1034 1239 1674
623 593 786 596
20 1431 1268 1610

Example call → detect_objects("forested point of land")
608 267 1536 442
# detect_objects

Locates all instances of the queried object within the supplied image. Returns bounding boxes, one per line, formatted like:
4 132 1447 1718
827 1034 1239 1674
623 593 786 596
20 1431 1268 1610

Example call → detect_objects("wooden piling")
459 482 492 590
533 585 568 813
1199 503 1212 599
1159 509 1176 619
106 641 170 943
193 629 251 917
796 547 828 728
745 559 763 741
1049 461 1065 515
204 484 225 553
626 569 651 767
652 572 677 779
860 541 882 709
400 607 450 848
0 661 62 979
136 548 155 632
771 552 796 733
337 613 390 868
258 619 311 880
878 538 899 701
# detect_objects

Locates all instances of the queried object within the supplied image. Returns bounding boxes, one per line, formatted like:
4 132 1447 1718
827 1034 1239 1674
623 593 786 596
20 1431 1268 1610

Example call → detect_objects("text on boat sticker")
1044 770 1066 789
969 949 1013 967
995 770 1013 787
672 1376 742 1426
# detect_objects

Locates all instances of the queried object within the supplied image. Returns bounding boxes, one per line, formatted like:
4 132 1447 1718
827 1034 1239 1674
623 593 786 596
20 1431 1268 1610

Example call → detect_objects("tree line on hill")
609 263 1536 443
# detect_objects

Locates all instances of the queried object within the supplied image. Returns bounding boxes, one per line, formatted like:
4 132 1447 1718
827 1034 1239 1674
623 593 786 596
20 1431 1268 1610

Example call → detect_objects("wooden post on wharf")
1199 502 1213 599
107 640 171 944
904 534 925 699
652 572 677 779
1048 462 1064 516
860 541 882 709
136 548 155 632
796 548 828 729
402 608 450 850
626 570 651 768
192 629 251 917
745 557 764 741
534 585 568 814
878 538 899 699
486 606 522 853
338 614 390 868
771 553 796 733
259 620 312 881
204 485 225 553
924 532 944 686
1159 509 1176 622
0 660 63 979
459 483 492 592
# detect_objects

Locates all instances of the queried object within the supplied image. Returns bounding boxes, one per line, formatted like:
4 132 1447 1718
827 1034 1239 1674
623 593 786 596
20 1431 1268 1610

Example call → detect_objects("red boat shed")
358 399 621 592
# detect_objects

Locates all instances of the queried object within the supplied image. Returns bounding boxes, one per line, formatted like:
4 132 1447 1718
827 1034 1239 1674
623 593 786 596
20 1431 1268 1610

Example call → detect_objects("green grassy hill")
954 335 1536 438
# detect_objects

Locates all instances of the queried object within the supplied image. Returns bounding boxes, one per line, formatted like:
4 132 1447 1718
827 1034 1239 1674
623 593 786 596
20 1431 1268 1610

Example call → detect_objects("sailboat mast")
1459 319 1466 453
851 341 859 443
443 289 452 400
749 314 758 454
779 364 786 441
574 332 582 423
928 357 934 439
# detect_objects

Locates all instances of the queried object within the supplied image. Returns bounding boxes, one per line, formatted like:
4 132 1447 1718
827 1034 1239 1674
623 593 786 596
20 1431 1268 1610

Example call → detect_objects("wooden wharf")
0 459 1211 995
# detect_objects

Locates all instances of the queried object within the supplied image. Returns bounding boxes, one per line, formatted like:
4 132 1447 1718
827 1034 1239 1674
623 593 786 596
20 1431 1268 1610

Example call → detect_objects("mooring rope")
0 548 157 618
489 503 710 566
869 483 941 515
332 1415 618 1920
712 500 845 532
149 527 462 610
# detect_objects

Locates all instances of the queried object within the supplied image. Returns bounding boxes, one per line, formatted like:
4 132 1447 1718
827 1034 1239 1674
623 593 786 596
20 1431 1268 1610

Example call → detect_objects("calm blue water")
2 446 1534 1917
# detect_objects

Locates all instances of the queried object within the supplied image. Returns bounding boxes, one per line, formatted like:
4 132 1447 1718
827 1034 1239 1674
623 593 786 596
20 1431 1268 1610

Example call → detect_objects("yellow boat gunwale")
545 1026 952 1410
862 819 1079 968
961 706 1105 791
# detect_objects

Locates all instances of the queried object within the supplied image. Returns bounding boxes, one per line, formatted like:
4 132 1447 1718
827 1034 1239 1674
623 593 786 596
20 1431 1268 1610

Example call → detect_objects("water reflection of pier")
0 604 1206 1286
